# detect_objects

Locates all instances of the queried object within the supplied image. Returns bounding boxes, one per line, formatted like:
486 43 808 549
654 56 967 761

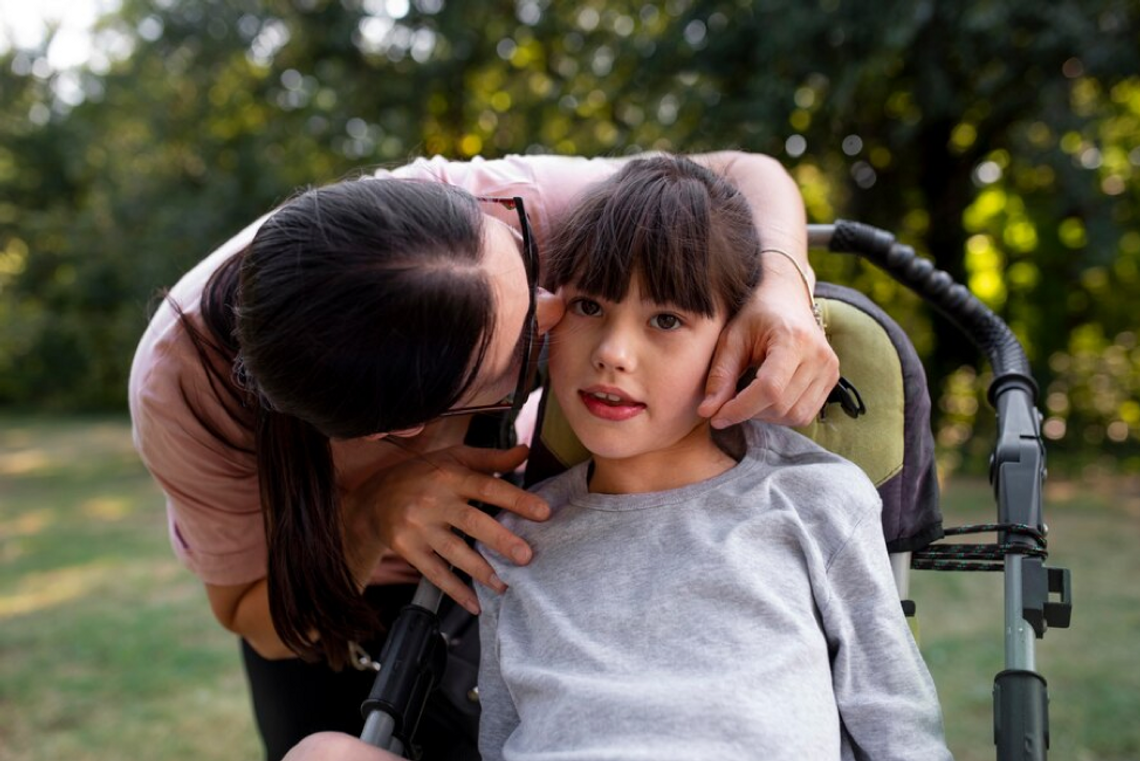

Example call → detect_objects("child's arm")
475 578 520 761
820 494 953 760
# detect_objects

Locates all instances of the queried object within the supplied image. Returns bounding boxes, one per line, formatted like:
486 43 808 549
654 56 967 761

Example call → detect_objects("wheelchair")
355 220 1073 761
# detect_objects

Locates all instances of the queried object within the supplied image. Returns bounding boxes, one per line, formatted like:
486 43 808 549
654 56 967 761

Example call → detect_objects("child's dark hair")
175 178 496 668
545 155 762 317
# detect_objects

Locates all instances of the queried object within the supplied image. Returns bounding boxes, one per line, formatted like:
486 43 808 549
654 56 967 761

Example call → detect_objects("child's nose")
592 327 636 373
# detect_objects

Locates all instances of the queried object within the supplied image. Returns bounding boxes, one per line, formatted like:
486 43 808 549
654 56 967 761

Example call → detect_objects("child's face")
548 275 726 462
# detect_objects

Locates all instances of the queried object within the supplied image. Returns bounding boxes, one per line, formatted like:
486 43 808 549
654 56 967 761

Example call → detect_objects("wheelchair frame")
358 220 1074 761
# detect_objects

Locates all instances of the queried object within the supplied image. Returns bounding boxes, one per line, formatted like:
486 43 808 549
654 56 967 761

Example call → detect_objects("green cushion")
537 296 908 489
793 297 906 487
539 390 592 470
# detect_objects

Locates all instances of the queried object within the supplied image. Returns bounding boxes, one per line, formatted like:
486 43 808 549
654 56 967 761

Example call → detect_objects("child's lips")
578 388 646 421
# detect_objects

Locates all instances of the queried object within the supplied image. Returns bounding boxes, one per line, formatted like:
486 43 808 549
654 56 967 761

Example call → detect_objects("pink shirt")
128 155 619 587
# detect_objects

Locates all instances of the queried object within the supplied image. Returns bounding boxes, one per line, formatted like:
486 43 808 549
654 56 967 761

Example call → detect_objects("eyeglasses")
436 196 540 420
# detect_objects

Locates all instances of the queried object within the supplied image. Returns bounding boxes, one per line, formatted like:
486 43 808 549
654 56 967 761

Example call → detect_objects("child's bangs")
567 181 721 317
545 155 760 319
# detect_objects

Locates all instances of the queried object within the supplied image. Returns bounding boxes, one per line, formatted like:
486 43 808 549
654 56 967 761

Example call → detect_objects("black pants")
240 586 481 761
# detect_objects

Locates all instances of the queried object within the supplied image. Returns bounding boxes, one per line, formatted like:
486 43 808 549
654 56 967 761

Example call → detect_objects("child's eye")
649 313 683 331
570 298 603 317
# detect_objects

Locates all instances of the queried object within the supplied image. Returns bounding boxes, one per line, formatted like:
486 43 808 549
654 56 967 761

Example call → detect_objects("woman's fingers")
698 319 750 421
735 345 818 426
701 289 838 428
448 444 551 521
710 343 794 427
428 520 511 592
355 442 551 609
451 442 531 474
781 362 837 427
448 503 533 564
457 469 550 522
408 547 482 615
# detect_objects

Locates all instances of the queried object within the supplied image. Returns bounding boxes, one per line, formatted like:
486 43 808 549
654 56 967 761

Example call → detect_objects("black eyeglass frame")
435 195 540 420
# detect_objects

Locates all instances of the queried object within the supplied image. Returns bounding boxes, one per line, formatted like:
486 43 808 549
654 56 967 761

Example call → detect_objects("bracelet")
760 248 824 329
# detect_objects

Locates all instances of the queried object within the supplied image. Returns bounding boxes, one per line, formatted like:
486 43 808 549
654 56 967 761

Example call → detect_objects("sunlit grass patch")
1 414 1137 760
0 414 259 761
915 476 1140 760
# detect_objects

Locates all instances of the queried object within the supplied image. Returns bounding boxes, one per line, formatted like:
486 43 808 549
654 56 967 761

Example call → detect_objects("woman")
128 151 837 760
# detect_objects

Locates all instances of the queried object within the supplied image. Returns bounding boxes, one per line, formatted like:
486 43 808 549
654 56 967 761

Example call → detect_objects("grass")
914 476 1140 760
0 415 259 761
2 414 1138 760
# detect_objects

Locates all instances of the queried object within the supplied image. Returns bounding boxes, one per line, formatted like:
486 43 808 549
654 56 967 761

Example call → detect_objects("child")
475 156 951 760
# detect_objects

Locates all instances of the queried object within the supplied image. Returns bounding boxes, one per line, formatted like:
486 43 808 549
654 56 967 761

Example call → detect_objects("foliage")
0 0 1137 466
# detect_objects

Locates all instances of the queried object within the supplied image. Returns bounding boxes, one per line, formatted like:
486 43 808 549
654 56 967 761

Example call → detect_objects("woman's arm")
205 578 296 659
201 441 544 659
694 151 810 275
691 151 838 428
204 443 551 656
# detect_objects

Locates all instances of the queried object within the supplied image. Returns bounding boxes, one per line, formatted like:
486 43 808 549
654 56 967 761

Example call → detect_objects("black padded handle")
828 219 1037 404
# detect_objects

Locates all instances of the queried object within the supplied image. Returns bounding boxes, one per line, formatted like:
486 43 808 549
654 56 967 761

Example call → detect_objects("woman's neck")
587 423 738 495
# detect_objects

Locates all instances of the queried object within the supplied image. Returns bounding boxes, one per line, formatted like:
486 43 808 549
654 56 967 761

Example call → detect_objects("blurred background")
1 1 1138 759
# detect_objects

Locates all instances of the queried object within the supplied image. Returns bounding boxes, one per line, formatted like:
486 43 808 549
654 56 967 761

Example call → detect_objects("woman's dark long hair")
180 178 495 667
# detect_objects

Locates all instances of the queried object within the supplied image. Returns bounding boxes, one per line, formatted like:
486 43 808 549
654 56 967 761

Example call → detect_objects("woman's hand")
343 444 550 614
690 151 838 428
698 255 839 428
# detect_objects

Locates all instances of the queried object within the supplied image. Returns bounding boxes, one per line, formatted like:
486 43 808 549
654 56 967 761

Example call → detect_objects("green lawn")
913 476 1140 761
2 415 1137 760
0 415 260 761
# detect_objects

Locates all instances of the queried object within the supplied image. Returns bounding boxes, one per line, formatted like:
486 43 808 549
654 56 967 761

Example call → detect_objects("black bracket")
1021 558 1073 638
824 375 866 419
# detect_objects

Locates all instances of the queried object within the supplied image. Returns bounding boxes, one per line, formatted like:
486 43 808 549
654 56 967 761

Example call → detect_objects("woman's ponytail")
256 405 377 668
227 177 495 667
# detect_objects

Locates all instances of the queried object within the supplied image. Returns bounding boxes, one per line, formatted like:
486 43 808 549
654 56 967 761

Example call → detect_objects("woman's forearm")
691 151 813 290
205 577 299 660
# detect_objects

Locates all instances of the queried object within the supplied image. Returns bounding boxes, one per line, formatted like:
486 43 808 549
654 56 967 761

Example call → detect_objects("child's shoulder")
491 461 589 535
748 420 872 478
526 460 589 505
741 421 881 523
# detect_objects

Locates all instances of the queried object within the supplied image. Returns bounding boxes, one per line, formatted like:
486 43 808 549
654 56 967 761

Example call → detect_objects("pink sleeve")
129 263 266 587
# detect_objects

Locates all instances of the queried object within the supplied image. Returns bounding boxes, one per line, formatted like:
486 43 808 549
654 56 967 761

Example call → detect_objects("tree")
0 0 1136 467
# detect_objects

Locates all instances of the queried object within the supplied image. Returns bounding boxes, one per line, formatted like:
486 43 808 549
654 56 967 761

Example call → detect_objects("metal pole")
807 224 835 249
360 711 398 750
1004 556 1036 672
359 577 446 756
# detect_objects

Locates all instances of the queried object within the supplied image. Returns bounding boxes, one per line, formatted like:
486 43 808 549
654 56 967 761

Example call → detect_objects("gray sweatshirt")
476 421 951 760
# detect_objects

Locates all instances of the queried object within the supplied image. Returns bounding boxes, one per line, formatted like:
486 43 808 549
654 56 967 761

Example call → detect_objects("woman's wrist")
339 487 382 592
758 248 822 328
